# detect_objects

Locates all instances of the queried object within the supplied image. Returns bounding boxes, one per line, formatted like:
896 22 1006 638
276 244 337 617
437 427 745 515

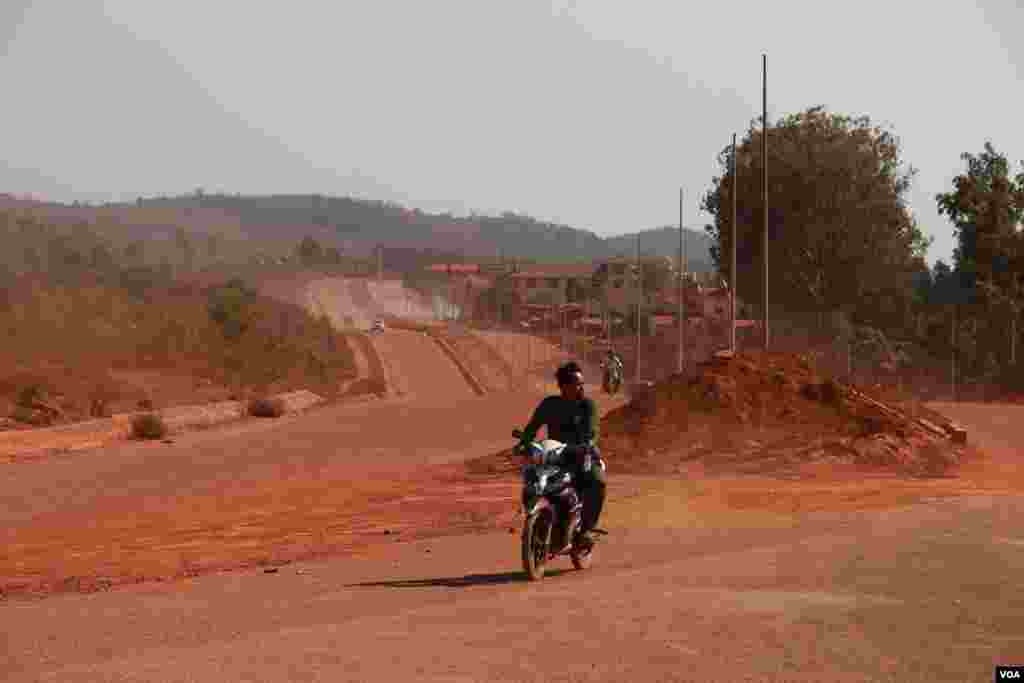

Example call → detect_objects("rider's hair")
555 361 584 386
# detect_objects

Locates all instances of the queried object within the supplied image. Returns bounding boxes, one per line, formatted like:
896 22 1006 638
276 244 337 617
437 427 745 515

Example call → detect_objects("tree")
175 226 195 272
640 258 672 294
566 277 591 304
324 246 343 265
702 106 930 328
476 279 521 322
936 143 1024 296
936 142 1024 369
207 234 220 264
295 236 324 267
207 279 254 341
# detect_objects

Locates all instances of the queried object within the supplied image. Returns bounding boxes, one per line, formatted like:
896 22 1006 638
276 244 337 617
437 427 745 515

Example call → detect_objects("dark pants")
565 444 607 533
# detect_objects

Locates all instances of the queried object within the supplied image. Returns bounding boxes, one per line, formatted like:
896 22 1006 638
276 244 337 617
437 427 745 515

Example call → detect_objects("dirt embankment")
434 329 520 394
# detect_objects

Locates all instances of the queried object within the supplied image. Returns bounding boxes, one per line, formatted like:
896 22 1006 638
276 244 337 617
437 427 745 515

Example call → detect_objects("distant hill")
0 193 715 271
603 226 713 271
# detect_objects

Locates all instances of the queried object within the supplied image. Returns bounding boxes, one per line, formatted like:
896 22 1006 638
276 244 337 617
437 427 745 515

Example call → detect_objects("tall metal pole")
731 132 738 354
761 54 769 351
951 305 957 402
677 188 684 374
635 232 641 383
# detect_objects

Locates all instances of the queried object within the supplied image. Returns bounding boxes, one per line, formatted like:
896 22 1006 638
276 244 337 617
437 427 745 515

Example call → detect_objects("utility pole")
731 132 738 354
761 53 769 351
677 188 684 375
635 232 641 384
951 305 958 402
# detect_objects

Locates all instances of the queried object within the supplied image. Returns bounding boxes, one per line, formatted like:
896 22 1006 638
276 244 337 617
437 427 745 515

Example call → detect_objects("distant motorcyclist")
601 348 624 393
516 361 606 546
603 349 624 377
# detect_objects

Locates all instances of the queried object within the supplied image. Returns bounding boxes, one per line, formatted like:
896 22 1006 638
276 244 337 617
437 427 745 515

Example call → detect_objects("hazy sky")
2 1 1021 264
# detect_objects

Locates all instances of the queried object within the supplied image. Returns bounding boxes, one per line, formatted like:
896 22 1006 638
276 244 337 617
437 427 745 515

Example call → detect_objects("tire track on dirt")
345 333 389 398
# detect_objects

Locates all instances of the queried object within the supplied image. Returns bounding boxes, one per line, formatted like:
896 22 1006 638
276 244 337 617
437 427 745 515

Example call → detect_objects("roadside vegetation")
0 212 358 426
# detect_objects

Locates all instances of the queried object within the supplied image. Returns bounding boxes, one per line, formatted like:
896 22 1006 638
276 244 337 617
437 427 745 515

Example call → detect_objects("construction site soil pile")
605 351 964 477
466 350 964 481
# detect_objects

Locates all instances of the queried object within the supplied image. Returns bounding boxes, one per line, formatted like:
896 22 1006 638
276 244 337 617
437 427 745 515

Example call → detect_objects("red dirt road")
4 489 1022 681
372 329 475 401
2 398 1022 680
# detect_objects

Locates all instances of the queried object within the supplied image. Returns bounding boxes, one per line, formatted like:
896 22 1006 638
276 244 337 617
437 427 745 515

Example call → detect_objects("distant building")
507 263 596 306
424 263 481 275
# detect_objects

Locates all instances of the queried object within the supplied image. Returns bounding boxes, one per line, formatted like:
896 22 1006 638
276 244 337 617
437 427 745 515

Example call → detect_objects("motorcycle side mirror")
512 429 523 439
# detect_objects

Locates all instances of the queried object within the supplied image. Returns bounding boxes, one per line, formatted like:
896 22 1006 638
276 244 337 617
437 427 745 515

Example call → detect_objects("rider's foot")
575 530 596 550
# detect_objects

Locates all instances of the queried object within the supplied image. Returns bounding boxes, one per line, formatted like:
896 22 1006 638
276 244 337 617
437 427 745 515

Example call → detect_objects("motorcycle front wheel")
521 500 553 581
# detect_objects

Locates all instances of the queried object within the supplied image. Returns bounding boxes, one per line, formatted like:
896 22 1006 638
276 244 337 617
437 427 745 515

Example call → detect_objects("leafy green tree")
936 142 1024 368
208 279 255 341
640 258 672 294
702 106 930 326
936 142 1024 296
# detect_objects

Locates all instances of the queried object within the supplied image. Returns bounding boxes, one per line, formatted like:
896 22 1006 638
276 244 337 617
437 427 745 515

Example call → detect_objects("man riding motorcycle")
603 349 624 379
516 361 607 546
600 348 624 393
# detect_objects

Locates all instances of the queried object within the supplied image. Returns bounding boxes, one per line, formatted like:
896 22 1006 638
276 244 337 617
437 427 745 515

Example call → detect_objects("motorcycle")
511 429 606 581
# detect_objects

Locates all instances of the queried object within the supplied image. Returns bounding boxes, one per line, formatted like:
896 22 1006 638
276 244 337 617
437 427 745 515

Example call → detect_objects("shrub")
131 412 167 439
16 384 44 408
248 396 285 418
11 405 39 424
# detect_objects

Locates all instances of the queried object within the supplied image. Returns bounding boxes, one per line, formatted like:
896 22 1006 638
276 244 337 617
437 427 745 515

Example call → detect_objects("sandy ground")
2 274 1022 681
4 480 1022 681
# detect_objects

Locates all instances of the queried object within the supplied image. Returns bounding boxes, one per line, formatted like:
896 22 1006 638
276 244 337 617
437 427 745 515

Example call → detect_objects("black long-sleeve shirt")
520 395 599 447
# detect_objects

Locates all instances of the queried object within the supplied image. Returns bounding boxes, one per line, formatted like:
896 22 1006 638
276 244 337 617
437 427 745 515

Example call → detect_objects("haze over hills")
2 193 715 271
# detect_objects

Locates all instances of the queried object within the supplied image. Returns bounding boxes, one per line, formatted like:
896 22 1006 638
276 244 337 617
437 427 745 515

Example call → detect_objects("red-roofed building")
425 263 481 275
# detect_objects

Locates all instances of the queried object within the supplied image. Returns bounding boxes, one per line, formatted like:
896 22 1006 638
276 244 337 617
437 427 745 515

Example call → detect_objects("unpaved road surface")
2 399 1022 680
372 329 475 401
4 491 1022 682
927 401 1022 456
309 276 475 399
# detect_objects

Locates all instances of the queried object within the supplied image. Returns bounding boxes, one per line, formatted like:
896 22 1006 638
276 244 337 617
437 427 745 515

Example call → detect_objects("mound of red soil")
599 350 961 477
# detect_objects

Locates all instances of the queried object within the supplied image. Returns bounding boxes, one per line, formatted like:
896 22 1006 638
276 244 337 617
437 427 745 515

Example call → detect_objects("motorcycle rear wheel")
521 501 553 581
